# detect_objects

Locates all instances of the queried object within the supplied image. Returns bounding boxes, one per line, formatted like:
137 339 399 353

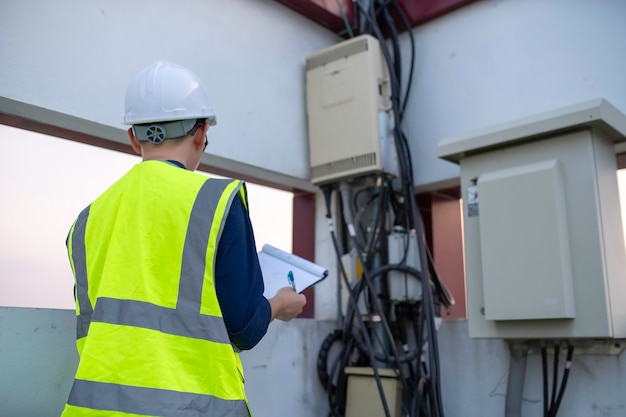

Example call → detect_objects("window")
0 124 292 309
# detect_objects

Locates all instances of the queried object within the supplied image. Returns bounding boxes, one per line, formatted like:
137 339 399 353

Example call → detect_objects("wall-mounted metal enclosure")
305 34 398 185
344 367 402 417
388 231 422 302
438 99 626 339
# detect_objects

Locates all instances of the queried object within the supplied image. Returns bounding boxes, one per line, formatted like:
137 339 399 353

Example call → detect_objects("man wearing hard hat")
60 61 306 417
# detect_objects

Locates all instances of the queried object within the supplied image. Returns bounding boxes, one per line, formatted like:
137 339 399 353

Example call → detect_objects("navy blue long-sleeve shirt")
215 195 271 350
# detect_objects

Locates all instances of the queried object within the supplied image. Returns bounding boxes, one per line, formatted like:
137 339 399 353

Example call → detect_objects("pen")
287 270 296 291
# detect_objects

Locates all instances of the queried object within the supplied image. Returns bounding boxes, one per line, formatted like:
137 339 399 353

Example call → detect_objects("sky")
0 124 293 310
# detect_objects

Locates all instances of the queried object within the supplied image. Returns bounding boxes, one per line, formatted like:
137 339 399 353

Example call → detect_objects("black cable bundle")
316 2 449 416
366 1 446 415
318 184 400 417
541 342 575 417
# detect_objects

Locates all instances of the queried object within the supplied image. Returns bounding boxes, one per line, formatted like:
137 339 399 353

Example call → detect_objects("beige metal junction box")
344 367 402 417
305 35 398 185
438 99 626 339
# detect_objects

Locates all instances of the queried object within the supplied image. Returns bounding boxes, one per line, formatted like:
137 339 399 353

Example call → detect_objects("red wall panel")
275 0 476 36
431 192 467 319
292 193 317 318
275 0 356 36
397 0 477 27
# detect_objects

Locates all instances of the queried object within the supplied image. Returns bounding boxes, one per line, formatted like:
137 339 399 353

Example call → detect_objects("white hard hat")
123 61 217 127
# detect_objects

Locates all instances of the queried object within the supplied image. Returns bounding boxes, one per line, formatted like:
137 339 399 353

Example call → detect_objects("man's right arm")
215 196 306 350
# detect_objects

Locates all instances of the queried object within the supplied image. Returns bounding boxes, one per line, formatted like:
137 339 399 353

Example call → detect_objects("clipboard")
257 244 328 298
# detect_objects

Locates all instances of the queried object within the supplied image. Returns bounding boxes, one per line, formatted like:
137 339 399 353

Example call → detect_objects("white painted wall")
400 0 626 189
313 192 341 321
0 0 338 185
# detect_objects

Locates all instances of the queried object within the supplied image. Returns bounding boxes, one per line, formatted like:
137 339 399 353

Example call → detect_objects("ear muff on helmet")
145 124 166 144
132 118 203 143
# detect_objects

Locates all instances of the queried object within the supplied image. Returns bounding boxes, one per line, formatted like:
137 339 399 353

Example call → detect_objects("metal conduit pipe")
505 341 529 417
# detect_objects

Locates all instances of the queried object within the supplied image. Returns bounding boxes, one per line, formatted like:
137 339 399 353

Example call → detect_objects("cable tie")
565 361 572 369
347 223 357 237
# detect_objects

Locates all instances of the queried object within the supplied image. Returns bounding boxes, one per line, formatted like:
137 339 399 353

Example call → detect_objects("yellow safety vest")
62 160 250 417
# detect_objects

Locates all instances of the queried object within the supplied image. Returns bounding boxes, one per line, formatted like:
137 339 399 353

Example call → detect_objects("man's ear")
193 124 210 150
128 128 142 155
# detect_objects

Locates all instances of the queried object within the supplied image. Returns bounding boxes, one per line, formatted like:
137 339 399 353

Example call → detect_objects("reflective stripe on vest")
65 170 249 417
67 380 249 417
69 205 93 339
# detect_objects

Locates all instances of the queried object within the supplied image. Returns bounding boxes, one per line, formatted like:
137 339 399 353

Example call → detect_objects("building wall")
0 0 338 187
2 0 625 187
401 0 626 190
0 308 77 417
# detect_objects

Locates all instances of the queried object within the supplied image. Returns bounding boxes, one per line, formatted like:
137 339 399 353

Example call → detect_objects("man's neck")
164 160 186 169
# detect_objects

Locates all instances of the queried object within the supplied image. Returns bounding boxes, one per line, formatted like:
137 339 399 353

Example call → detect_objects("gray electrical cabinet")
438 99 626 339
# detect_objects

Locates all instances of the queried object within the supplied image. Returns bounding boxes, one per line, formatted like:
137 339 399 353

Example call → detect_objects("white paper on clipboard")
258 244 328 298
